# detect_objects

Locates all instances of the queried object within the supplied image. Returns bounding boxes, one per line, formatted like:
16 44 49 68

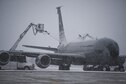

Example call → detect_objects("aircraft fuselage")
58 38 124 66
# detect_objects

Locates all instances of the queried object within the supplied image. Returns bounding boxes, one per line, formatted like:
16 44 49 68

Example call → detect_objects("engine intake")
0 52 10 65
35 54 51 68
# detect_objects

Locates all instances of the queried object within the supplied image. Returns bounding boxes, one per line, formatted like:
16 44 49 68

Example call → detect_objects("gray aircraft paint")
56 7 119 59
56 6 122 66
23 7 123 66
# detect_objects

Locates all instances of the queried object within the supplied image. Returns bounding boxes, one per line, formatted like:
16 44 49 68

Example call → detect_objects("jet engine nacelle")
35 54 51 68
0 51 10 65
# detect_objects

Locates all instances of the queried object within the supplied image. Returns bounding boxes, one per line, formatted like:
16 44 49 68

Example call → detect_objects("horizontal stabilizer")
22 45 58 52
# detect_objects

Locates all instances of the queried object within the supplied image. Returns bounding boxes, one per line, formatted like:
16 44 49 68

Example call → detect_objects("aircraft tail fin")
56 7 67 46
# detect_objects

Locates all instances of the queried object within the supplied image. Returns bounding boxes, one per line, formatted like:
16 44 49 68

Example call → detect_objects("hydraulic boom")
9 23 46 51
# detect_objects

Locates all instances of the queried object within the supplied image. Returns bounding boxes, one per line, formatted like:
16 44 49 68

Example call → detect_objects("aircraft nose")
97 38 119 58
106 41 119 58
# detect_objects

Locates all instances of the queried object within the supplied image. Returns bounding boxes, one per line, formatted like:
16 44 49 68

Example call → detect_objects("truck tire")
24 66 30 70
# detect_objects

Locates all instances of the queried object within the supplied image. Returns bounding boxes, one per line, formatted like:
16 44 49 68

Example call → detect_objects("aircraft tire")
103 67 110 71
103 65 110 71
119 68 125 72
97 65 104 71
106 67 110 71
119 65 125 72
83 65 94 71
24 66 30 70
114 65 125 72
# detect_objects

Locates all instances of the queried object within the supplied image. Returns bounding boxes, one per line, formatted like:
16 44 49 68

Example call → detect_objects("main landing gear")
83 64 125 72
59 63 71 70
59 57 72 70
83 65 110 71
114 64 125 72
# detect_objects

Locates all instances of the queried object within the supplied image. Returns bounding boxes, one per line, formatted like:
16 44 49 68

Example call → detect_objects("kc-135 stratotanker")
0 7 125 71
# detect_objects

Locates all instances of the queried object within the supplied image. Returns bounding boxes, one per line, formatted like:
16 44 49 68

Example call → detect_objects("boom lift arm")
9 23 48 51
79 34 95 40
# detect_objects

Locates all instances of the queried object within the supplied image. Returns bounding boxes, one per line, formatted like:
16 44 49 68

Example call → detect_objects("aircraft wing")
9 50 85 66
22 45 58 52
10 50 84 58
22 45 84 57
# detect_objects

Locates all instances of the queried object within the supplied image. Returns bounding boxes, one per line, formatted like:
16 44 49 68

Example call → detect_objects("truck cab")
0 55 34 70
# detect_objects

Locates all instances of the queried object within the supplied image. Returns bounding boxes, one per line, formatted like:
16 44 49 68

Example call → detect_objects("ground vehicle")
0 55 34 70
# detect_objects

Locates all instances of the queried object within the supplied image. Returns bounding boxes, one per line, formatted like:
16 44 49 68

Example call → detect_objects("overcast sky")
0 0 126 55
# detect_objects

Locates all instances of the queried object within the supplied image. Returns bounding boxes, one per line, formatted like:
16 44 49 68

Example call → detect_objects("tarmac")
0 70 126 84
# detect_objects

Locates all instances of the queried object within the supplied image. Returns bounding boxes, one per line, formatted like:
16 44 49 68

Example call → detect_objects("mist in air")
0 0 126 55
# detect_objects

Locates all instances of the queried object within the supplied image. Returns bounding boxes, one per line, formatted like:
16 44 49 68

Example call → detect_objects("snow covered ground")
35 65 84 71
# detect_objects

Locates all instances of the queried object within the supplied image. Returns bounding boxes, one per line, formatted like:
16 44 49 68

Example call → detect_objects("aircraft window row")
81 45 94 47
